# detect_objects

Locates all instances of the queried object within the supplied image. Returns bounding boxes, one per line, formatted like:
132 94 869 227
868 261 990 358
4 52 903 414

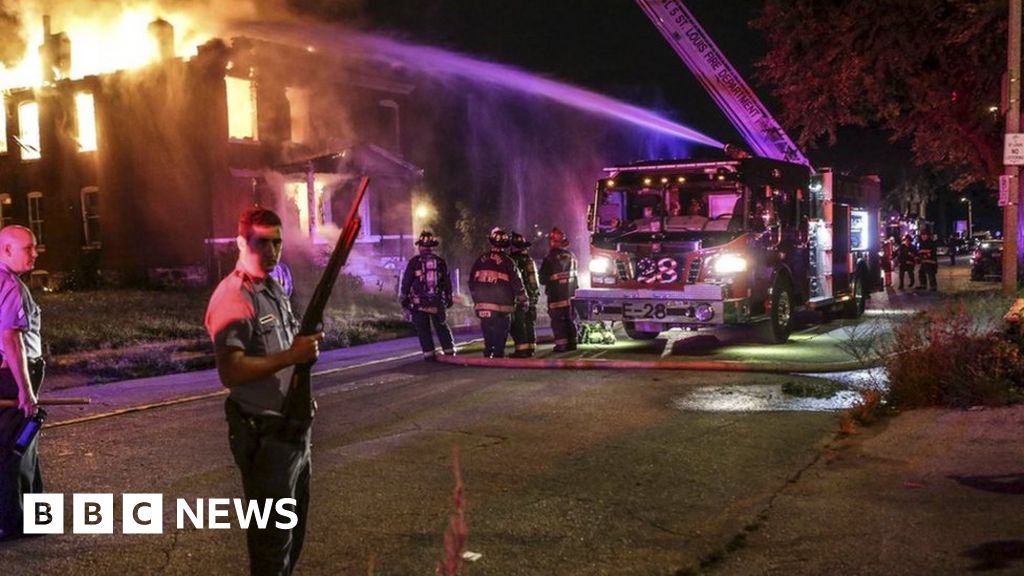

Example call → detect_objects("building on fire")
0 16 423 289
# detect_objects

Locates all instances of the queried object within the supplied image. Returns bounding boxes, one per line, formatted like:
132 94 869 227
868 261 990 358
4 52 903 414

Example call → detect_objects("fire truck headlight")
695 303 714 322
712 254 748 274
589 256 614 275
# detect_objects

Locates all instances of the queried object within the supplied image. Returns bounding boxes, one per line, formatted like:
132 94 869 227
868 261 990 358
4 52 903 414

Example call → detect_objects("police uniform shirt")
205 265 299 416
0 262 42 360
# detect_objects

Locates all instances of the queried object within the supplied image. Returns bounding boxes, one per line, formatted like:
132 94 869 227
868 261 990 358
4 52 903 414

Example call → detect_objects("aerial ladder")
635 0 811 169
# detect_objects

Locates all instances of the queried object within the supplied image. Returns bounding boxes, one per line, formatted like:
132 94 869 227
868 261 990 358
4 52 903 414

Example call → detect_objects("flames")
0 2 219 90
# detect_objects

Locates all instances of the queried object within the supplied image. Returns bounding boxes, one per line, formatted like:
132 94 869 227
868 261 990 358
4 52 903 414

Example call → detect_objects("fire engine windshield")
595 185 746 236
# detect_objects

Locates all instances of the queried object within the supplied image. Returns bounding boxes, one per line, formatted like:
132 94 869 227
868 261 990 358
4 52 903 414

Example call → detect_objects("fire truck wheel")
765 276 794 344
844 271 867 319
623 322 660 340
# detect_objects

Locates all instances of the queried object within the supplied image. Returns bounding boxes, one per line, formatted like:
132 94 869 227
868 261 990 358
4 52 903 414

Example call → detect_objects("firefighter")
539 227 579 352
916 229 939 291
896 234 917 291
469 228 527 358
400 231 456 361
509 231 540 358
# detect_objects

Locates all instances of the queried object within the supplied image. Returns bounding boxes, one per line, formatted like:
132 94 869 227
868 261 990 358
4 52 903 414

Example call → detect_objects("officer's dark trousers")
412 309 455 357
549 306 577 348
0 360 44 540
510 307 537 354
479 313 511 358
918 263 938 290
226 400 311 576
898 266 915 289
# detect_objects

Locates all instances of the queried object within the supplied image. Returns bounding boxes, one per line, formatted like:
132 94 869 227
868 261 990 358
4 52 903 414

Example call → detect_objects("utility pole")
1005 0 1021 295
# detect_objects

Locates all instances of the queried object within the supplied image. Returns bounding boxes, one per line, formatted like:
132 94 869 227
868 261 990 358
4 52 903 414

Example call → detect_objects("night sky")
355 0 765 151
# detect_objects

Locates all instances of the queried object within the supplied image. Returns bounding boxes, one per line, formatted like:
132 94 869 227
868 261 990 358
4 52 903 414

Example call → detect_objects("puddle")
674 367 888 412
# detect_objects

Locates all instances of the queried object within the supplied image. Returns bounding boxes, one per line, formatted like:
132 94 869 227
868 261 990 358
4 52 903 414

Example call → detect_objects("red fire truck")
573 157 882 343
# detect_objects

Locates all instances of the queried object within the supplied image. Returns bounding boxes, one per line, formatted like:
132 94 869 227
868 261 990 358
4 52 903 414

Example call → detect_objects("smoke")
0 5 26 66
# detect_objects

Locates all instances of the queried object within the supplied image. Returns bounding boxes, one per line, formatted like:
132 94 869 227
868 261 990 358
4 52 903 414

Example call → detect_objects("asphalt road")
0 261 1002 575
1 356 846 575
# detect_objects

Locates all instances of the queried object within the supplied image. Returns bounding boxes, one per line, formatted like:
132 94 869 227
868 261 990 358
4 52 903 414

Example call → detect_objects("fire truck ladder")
635 0 811 169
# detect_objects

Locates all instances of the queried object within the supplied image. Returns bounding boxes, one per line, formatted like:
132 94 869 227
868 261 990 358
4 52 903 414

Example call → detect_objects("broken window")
27 191 43 245
226 75 257 141
0 95 7 155
81 186 100 247
76 92 97 152
378 99 400 154
0 194 12 228
18 101 41 160
285 87 311 144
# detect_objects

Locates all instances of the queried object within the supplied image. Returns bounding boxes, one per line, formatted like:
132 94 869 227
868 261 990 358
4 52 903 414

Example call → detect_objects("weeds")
437 446 468 576
884 298 1024 409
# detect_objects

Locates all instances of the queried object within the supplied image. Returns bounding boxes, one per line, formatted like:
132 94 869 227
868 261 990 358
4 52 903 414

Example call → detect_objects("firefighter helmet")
489 227 511 248
548 227 569 248
510 231 531 250
415 230 439 247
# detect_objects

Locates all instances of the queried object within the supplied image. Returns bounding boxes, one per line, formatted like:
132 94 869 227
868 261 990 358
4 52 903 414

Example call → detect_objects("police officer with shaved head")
469 228 527 358
0 225 43 542
400 231 456 361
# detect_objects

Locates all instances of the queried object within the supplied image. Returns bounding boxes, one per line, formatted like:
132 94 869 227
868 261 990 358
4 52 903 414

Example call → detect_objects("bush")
885 300 1024 408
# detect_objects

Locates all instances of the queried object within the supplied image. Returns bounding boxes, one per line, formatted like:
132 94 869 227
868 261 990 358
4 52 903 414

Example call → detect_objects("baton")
0 397 91 408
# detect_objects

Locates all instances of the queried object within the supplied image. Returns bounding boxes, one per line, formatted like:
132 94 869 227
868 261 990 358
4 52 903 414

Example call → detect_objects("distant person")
205 207 323 575
539 227 579 352
896 234 917 291
947 236 957 266
400 231 456 361
916 230 939 291
509 232 540 358
0 225 43 542
469 228 527 358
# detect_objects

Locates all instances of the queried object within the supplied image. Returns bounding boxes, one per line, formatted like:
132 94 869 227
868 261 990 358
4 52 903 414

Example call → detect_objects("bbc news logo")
24 494 298 534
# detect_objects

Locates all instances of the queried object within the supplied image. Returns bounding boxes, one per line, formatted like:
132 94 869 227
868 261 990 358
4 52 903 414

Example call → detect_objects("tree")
753 0 1006 190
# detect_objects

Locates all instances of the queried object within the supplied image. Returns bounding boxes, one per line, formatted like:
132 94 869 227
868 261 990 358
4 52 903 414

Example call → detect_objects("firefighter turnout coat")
469 249 527 316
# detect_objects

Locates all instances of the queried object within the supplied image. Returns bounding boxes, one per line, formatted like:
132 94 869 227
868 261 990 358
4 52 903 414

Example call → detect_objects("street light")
960 197 973 242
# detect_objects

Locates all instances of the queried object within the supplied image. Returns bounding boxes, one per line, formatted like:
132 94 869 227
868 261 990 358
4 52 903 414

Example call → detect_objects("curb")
435 353 880 374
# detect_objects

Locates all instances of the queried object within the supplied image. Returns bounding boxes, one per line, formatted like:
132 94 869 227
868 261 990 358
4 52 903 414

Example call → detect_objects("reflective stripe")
422 351 436 359
554 338 569 345
548 300 571 309
475 302 515 313
514 343 533 351
473 270 511 283
549 271 575 281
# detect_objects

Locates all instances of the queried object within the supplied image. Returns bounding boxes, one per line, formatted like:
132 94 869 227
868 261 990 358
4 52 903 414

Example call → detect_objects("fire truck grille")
687 258 702 283
616 259 630 281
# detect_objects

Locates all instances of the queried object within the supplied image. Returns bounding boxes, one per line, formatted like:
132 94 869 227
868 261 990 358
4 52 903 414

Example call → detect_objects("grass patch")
39 287 428 383
781 380 844 399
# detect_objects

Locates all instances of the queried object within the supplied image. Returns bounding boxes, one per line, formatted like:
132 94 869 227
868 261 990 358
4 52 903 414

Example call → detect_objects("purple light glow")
232 22 724 149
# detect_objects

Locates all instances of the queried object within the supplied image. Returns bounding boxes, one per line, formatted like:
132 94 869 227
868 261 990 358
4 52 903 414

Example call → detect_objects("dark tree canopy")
754 0 1006 189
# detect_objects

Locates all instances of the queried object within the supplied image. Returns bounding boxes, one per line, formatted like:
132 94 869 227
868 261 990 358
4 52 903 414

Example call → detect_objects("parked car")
970 240 1003 281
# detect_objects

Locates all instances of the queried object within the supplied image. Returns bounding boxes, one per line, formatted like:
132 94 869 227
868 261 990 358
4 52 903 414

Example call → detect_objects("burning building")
0 10 422 289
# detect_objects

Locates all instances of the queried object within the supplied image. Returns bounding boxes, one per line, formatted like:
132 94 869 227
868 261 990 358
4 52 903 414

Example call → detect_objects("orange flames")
0 2 219 90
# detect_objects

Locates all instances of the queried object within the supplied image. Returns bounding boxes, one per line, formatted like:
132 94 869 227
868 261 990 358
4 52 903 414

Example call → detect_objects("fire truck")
568 1 884 343
573 157 882 343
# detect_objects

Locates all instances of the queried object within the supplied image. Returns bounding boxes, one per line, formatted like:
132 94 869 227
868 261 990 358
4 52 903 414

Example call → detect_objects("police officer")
469 228 526 358
539 227 579 352
508 232 540 358
400 231 456 361
0 225 43 542
916 230 939 291
896 234 917 291
205 207 322 576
